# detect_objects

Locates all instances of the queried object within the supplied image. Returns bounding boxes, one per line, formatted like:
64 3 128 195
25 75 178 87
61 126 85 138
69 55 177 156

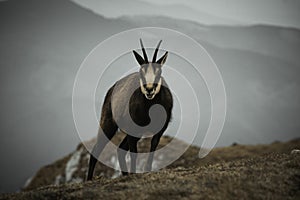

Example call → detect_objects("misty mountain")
72 0 239 25
1 0 300 193
73 0 300 29
128 15 300 65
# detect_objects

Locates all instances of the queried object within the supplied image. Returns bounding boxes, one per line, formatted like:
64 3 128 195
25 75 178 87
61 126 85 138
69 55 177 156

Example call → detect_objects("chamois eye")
139 69 145 76
155 68 161 75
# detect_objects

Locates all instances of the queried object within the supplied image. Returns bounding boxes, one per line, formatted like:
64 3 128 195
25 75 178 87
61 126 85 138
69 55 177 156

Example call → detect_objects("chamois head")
133 39 168 100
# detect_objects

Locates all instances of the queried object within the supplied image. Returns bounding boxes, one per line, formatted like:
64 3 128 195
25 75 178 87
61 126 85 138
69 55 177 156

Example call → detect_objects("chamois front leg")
144 132 163 172
127 136 140 173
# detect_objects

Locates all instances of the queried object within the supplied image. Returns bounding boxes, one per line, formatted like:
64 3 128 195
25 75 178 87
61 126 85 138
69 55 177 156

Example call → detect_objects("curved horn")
139 38 148 63
152 40 162 62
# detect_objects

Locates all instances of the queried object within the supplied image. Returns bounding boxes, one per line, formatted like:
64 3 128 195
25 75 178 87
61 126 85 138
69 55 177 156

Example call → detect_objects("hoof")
122 172 129 176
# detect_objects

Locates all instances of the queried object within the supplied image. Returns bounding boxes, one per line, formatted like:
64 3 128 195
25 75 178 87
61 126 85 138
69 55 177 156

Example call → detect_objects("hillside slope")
2 152 300 200
23 136 300 193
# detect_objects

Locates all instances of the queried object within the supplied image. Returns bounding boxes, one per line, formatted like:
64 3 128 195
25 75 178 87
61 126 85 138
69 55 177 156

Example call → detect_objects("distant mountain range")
72 0 300 29
0 0 299 193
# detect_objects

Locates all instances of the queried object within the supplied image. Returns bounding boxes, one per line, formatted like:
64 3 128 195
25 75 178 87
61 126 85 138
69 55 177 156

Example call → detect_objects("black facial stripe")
139 70 147 86
143 65 149 73
154 66 160 73
141 75 146 85
154 67 161 84
154 75 161 85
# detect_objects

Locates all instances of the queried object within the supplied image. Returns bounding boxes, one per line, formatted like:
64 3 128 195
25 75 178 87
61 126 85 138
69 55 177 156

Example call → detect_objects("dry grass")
2 137 299 199
2 152 299 200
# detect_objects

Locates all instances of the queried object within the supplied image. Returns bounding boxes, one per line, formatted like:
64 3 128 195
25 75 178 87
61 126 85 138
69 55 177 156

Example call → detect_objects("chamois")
87 39 173 180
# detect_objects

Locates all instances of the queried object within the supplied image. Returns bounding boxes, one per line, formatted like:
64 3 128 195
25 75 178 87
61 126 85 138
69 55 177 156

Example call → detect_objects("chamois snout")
145 86 155 94
140 82 160 100
145 89 155 99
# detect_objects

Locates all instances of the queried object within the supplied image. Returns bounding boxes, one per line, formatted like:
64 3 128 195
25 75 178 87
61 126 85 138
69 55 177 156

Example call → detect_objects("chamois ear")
156 51 168 66
133 50 145 66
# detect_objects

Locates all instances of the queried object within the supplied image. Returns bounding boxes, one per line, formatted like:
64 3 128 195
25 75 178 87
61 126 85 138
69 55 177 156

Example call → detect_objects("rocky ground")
1 136 299 199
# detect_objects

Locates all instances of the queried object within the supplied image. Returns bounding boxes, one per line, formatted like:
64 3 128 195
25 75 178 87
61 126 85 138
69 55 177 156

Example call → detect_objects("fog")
0 0 299 193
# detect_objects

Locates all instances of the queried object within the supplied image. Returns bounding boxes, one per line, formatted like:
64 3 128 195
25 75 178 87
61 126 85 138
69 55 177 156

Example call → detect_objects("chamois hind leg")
87 120 117 181
127 135 140 173
117 135 129 175
87 85 117 181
